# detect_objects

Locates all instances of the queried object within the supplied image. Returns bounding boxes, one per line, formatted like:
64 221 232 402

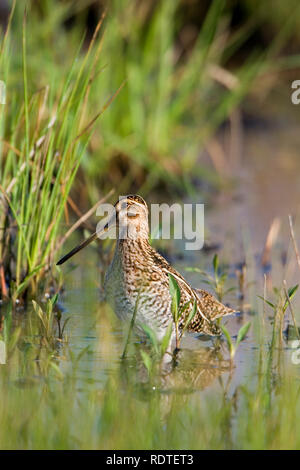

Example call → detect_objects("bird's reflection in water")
120 340 232 395
166 346 231 392
117 341 233 423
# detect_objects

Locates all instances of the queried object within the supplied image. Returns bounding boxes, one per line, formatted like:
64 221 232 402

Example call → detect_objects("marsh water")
52 97 300 399
1 98 300 450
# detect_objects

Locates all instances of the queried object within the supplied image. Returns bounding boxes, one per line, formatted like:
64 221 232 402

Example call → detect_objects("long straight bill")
56 231 99 265
57 209 116 266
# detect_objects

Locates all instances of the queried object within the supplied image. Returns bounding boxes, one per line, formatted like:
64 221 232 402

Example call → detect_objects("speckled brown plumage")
57 194 235 340
104 195 235 340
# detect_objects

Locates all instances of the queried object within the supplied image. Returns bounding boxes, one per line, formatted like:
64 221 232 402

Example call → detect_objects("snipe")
57 195 234 340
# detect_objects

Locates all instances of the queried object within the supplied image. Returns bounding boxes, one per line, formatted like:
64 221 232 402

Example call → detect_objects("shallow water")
55 100 300 398
1 100 300 451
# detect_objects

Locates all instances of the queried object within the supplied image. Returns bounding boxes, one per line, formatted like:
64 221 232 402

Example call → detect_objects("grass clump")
0 7 116 300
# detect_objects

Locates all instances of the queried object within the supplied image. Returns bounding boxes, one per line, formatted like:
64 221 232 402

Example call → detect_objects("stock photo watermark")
0 80 6 104
0 340 6 365
291 340 300 365
95 197 205 250
291 80 300 104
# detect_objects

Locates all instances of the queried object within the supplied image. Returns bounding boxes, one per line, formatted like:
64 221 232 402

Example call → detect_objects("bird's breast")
103 241 172 332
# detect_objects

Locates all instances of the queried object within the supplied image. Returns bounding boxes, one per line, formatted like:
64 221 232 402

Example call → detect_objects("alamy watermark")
291 340 300 365
0 80 6 104
0 340 6 365
95 197 205 250
291 80 300 104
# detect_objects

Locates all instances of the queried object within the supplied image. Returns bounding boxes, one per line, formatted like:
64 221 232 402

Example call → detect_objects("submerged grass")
0 287 300 450
0 242 300 450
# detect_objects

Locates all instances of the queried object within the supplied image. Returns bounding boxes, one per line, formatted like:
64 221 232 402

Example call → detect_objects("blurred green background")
1 0 300 296
3 0 300 202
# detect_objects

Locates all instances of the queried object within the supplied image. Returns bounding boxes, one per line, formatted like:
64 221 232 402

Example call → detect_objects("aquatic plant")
186 254 235 302
221 322 251 362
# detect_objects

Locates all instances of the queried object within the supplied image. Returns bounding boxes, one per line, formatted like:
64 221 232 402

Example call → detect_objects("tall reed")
0 7 115 300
